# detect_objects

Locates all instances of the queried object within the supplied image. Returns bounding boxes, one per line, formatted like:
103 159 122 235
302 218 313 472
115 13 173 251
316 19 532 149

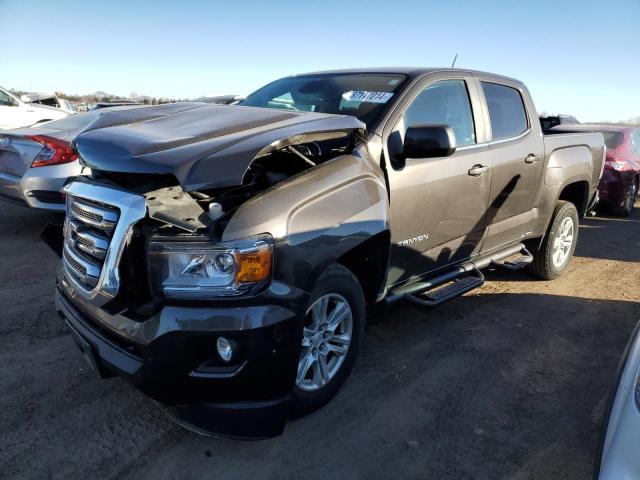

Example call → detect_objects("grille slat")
69 198 118 233
62 196 120 291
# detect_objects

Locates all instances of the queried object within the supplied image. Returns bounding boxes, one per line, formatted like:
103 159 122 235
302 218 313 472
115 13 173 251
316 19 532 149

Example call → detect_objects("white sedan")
0 85 69 130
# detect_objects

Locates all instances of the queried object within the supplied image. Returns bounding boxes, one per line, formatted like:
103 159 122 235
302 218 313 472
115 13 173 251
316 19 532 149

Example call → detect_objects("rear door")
383 73 493 287
476 77 544 252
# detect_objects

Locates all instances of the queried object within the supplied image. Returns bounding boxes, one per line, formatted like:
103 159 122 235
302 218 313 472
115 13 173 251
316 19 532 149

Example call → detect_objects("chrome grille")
69 198 118 232
61 181 147 306
64 250 87 276
62 196 120 291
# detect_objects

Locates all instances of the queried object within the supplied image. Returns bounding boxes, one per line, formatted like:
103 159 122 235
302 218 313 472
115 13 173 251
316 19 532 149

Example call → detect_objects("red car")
551 124 640 216
598 126 640 216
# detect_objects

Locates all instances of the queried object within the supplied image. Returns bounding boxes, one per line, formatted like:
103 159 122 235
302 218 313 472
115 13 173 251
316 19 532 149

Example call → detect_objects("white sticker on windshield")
342 91 394 104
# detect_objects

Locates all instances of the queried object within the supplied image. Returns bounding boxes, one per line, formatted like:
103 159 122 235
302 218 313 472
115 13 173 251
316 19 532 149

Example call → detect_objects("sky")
1 0 638 122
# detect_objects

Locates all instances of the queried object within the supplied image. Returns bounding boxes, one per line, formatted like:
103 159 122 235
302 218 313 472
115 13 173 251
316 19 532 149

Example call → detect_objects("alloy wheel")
296 293 353 392
625 182 637 214
552 216 574 267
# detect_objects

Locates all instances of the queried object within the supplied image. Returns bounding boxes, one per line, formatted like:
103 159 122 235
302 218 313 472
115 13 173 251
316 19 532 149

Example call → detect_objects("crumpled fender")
222 144 390 292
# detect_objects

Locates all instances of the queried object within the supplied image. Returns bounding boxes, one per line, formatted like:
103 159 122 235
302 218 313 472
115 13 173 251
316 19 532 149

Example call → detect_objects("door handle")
468 164 489 176
525 154 539 164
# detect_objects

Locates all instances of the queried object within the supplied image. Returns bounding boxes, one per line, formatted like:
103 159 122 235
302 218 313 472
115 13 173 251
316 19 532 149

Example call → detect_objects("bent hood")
73 102 365 190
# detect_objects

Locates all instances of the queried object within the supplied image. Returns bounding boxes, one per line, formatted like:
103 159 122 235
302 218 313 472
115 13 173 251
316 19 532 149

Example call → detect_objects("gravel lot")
1 200 638 480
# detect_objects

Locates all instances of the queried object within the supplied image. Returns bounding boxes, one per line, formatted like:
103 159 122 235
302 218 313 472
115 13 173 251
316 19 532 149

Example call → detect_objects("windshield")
240 73 407 129
602 131 623 149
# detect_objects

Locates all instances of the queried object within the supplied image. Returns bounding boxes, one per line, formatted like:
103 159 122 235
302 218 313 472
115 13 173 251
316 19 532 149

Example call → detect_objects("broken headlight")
148 234 273 299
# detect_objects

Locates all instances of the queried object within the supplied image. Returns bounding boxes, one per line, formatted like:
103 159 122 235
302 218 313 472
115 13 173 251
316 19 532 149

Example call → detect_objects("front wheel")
290 264 365 417
529 200 579 280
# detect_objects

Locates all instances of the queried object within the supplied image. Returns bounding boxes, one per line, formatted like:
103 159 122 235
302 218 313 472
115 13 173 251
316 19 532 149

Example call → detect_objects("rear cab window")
482 82 529 140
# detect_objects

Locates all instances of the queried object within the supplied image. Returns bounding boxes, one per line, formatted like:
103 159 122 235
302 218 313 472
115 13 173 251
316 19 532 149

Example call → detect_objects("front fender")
222 152 389 292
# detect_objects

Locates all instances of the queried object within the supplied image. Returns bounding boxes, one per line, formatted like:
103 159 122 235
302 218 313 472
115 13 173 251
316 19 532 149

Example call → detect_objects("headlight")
148 234 273 299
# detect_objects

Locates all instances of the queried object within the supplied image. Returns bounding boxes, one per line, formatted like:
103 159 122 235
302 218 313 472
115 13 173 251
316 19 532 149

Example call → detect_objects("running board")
405 269 485 307
384 242 531 307
389 265 485 307
490 245 533 271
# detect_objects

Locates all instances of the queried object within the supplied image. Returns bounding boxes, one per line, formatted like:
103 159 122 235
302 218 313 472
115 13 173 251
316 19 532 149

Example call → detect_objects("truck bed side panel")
530 132 605 236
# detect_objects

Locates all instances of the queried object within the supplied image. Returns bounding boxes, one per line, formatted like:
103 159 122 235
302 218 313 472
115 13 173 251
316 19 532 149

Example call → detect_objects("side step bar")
385 242 531 307
385 263 484 307
405 267 485 307
489 245 533 271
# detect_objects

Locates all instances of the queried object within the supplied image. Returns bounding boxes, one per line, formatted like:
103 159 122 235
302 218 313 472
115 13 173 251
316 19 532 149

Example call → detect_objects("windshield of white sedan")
240 74 407 128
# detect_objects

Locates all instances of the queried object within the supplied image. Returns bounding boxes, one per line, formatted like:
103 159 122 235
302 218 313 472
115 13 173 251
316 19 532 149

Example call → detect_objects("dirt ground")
0 200 638 480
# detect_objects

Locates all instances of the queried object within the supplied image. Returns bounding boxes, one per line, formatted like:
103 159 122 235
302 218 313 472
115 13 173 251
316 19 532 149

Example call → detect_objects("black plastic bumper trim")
56 289 143 377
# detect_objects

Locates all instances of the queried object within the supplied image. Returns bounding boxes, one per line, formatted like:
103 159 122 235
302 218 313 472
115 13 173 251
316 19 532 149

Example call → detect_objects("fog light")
216 337 233 362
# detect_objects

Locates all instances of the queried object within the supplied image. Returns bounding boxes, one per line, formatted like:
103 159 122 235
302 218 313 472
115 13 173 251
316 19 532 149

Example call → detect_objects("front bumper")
55 281 308 438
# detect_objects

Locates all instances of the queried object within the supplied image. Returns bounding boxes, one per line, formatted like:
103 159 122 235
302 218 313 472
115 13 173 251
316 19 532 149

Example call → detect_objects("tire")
529 200 579 280
290 264 366 417
612 179 638 217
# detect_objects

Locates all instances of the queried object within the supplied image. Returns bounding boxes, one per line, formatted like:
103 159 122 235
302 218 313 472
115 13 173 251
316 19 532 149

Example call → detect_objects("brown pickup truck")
50 68 605 438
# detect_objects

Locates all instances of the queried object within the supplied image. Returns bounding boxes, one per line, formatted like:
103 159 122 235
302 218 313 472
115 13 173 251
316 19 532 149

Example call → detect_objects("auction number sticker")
342 91 394 103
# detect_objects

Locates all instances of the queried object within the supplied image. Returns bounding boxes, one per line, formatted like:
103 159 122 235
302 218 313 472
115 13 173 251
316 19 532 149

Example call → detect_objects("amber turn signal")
234 245 272 283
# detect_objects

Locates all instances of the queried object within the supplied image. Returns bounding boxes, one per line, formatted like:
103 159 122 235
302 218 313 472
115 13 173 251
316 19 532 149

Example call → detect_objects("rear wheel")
613 179 637 217
290 264 365 417
529 200 579 280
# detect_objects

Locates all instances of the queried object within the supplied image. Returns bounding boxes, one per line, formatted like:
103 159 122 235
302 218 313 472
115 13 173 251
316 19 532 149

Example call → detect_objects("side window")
631 131 640 154
0 90 16 107
482 82 528 140
403 80 476 147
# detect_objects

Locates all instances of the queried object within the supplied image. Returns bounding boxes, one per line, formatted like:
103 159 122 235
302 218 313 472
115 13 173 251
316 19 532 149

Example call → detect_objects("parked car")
0 106 143 210
90 100 144 110
540 113 580 131
195 94 244 104
595 320 640 479
0 86 69 130
552 124 640 216
22 93 77 114
48 68 605 438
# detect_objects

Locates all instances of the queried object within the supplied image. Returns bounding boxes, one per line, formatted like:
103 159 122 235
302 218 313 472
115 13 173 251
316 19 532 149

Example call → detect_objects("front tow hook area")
66 321 114 379
157 397 290 439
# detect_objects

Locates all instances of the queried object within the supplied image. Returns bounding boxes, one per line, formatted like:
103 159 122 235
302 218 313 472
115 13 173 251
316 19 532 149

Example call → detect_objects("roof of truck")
293 67 524 85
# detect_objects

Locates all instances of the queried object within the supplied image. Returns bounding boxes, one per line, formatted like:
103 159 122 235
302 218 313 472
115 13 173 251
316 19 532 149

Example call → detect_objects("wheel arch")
558 180 590 217
336 230 391 305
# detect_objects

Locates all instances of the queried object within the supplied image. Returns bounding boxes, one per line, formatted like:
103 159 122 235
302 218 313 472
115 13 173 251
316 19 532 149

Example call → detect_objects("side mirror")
403 125 457 160
20 95 32 103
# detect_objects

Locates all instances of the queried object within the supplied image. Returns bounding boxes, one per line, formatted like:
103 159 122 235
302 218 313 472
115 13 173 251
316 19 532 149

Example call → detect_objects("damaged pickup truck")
50 68 605 438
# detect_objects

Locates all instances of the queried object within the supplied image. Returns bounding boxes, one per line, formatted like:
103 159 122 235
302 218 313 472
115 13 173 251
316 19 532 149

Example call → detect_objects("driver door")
384 75 492 287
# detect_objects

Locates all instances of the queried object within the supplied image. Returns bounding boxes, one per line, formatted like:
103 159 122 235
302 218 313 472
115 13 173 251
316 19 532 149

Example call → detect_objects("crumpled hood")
73 102 365 190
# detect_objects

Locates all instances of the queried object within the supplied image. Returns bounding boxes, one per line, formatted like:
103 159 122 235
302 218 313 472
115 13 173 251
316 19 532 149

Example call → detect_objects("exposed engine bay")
90 129 363 237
